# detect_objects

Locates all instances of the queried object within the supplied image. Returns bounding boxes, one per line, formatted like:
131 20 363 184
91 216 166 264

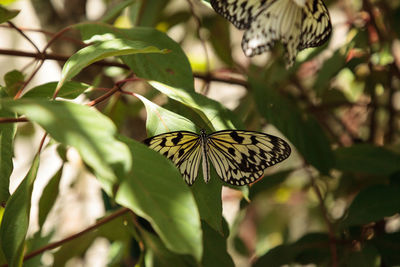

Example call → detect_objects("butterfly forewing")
144 131 202 185
207 130 291 185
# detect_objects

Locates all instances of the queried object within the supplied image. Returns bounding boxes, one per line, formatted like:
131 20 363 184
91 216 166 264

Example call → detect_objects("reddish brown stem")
0 117 28 123
0 208 132 267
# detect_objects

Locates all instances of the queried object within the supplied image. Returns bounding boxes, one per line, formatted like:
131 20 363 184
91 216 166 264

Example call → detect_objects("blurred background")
1 0 400 266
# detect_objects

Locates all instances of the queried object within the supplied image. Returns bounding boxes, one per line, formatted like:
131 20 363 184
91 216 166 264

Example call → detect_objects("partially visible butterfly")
144 129 291 186
210 0 332 67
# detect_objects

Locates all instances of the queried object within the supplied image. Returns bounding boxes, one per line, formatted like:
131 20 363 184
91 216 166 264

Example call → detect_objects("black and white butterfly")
210 0 332 66
144 129 291 186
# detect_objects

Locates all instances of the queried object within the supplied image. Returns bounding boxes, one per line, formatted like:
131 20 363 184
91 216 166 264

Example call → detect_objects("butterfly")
210 0 332 67
144 129 291 186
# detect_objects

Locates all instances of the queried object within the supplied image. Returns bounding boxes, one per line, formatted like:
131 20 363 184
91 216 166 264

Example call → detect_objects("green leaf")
342 184 400 227
251 76 334 174
254 233 330 267
100 0 135 23
76 23 194 90
38 166 63 229
1 99 131 195
0 89 16 204
344 243 379 267
130 0 168 27
22 81 90 99
334 144 400 176
138 96 223 232
135 93 197 135
0 155 40 267
59 38 167 86
115 136 202 261
201 220 234 267
141 229 196 267
149 81 239 131
372 233 400 265
249 170 293 199
0 5 19 24
4 70 25 97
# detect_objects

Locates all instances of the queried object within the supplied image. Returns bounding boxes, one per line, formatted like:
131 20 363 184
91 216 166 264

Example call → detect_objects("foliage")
0 0 400 266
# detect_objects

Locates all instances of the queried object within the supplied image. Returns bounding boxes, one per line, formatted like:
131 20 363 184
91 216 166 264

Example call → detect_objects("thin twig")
7 22 40 53
0 117 28 123
16 208 132 266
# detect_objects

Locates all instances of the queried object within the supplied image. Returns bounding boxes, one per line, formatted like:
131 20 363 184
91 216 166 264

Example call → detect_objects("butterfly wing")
299 0 332 50
212 0 331 67
206 130 291 186
144 131 202 185
210 0 274 30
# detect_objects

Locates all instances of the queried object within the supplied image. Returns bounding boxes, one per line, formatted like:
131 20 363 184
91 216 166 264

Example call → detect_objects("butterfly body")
210 0 332 66
144 129 291 186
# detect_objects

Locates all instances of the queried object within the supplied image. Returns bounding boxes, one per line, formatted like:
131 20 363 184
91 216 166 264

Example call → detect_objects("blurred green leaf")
38 166 62 229
0 155 39 267
2 99 132 195
130 0 168 27
249 170 293 199
116 136 202 261
4 70 24 97
335 144 400 176
251 76 334 174
76 24 194 90
372 232 400 265
101 0 135 23
203 15 233 66
342 184 400 227
344 243 379 267
22 81 90 99
314 49 346 96
0 5 19 23
24 231 53 267
254 233 330 267
59 38 167 87
0 89 16 204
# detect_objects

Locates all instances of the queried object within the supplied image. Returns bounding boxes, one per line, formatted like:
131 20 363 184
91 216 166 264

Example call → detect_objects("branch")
0 117 28 123
18 208 132 266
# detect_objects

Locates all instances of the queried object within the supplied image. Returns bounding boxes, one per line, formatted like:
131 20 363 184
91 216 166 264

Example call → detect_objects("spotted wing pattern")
206 130 291 186
210 0 332 67
144 131 202 185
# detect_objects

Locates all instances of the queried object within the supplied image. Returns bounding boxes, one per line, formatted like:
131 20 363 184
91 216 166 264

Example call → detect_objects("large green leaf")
149 81 239 131
1 99 131 195
201 220 234 267
75 23 194 90
341 184 400 227
0 155 40 267
0 89 16 203
58 38 167 87
141 229 196 267
251 76 334 174
137 93 223 233
115 136 202 261
334 144 400 176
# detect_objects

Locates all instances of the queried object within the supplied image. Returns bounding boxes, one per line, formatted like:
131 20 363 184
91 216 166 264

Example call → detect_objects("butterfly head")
200 129 207 136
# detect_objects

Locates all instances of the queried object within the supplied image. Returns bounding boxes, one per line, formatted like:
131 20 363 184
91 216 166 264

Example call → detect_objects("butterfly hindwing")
144 131 202 185
207 130 291 185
